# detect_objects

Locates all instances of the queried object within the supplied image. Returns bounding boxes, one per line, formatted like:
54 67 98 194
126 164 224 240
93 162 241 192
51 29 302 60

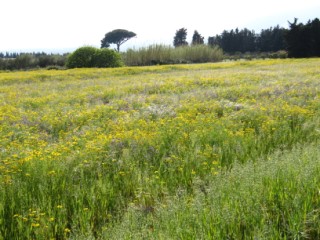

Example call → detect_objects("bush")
92 48 123 68
12 54 38 69
66 46 97 68
223 51 288 61
0 58 12 70
269 50 288 59
66 46 123 69
46 65 66 70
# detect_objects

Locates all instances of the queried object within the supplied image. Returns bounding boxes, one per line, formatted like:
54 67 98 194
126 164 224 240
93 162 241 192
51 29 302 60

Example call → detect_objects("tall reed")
123 44 223 66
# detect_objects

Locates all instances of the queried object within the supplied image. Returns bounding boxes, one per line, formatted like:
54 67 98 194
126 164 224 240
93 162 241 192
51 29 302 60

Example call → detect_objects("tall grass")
123 44 223 66
107 143 320 239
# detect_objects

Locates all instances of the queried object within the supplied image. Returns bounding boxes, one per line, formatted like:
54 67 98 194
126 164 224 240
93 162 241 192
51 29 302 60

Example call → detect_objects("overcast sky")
1 0 319 53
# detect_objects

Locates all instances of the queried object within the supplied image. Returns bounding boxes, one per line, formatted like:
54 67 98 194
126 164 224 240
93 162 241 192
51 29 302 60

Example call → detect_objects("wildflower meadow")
0 59 320 239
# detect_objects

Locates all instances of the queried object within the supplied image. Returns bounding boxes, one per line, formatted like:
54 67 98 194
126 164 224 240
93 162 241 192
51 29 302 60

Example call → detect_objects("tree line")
207 26 286 54
174 18 320 58
1 18 319 70
0 52 67 70
0 52 20 58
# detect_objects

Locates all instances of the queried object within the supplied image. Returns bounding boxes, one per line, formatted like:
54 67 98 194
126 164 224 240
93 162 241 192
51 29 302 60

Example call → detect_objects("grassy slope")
107 143 320 240
0 59 319 239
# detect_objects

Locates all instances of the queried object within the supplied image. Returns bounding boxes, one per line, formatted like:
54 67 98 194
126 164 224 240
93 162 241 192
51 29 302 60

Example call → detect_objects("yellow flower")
48 170 56 176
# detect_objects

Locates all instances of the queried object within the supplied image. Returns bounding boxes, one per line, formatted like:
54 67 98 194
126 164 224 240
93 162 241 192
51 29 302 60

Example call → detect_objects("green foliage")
191 30 204 45
92 48 123 68
66 46 97 68
173 28 188 47
286 18 320 57
123 44 223 66
0 53 67 71
0 58 14 70
210 18 320 57
209 26 287 54
12 54 38 69
224 50 288 61
257 25 287 52
66 46 123 69
38 54 66 68
175 44 222 63
101 29 136 52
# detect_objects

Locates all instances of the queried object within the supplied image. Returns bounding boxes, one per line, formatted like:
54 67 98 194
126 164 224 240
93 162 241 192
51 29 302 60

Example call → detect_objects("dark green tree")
101 29 136 52
192 30 204 45
173 28 188 47
257 26 287 52
209 28 257 53
239 28 256 52
220 29 236 53
208 35 222 47
285 18 310 57
309 18 320 56
286 18 320 57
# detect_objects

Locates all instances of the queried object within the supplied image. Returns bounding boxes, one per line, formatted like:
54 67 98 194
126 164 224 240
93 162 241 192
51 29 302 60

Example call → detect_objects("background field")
0 59 319 239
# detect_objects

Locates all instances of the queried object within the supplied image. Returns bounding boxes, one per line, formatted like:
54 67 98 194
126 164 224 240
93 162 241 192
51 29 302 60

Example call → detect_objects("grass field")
0 59 320 239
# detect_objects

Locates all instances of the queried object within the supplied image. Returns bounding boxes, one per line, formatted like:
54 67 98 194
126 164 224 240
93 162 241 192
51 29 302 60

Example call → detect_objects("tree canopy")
285 18 320 57
208 26 287 54
101 29 136 52
192 30 204 45
173 28 188 47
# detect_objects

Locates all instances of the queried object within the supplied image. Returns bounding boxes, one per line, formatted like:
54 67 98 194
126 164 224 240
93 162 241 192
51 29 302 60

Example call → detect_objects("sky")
1 0 319 53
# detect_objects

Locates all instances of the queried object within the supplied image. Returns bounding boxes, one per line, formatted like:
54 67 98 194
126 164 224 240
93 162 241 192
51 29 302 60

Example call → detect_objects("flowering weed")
0 59 320 239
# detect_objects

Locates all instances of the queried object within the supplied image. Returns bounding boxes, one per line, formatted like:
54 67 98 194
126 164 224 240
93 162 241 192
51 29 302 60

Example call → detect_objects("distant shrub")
12 54 38 69
123 44 223 66
0 53 67 71
269 50 288 59
223 51 288 61
0 58 13 70
46 65 66 70
66 46 123 69
38 55 54 68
